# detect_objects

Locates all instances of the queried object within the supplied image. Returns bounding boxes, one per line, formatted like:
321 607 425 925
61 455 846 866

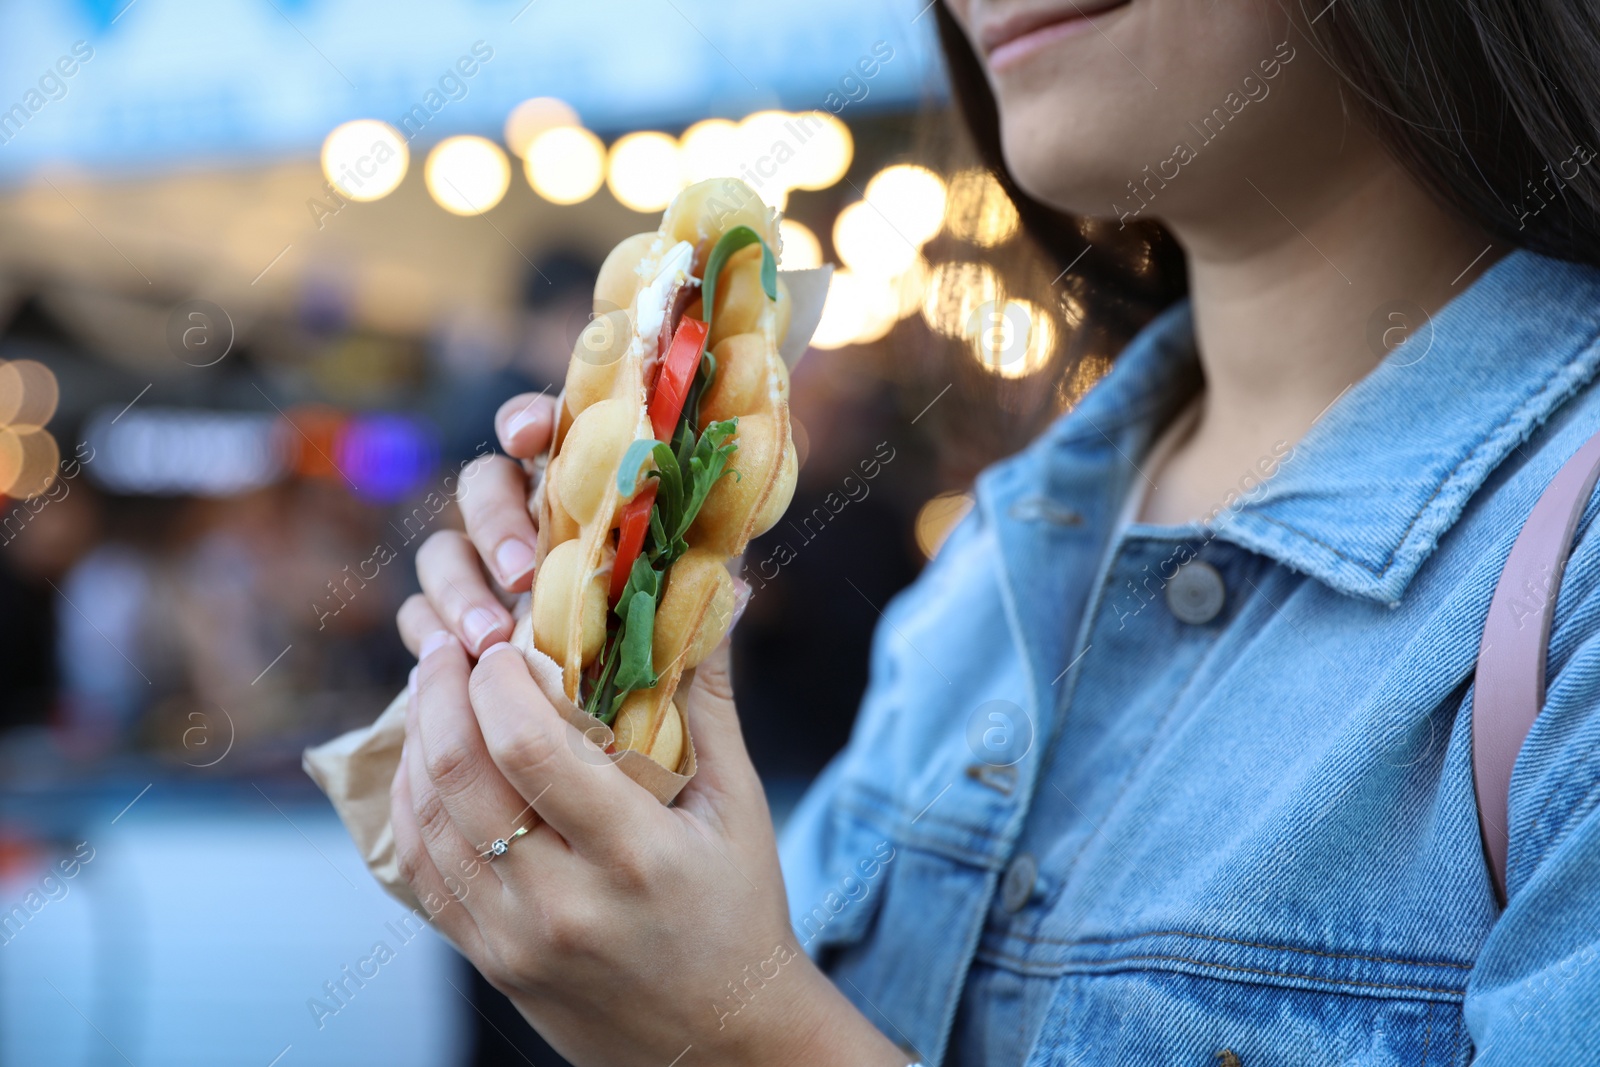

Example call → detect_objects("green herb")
601 555 662 720
700 226 778 331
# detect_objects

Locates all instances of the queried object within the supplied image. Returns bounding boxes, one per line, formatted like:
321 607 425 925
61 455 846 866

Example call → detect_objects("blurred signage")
82 404 439 499
0 0 939 181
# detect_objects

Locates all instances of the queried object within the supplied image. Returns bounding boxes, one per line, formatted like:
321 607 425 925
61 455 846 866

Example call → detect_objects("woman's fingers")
672 639 763 813
396 594 447 657
390 681 488 957
458 454 540 593
416 530 514 655
404 639 501 898
413 631 539 878
495 393 556 460
469 643 657 857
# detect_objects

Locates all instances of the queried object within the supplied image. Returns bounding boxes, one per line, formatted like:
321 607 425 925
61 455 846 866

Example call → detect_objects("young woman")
386 1 1600 1062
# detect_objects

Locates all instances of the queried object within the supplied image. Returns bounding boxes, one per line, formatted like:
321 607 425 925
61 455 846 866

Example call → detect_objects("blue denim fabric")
778 249 1600 1065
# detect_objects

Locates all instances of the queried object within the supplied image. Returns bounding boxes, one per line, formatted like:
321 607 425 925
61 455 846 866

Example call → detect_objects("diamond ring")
479 825 529 861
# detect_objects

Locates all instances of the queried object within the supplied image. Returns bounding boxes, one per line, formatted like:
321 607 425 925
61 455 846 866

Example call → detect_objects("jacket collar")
983 248 1600 608
1219 249 1600 603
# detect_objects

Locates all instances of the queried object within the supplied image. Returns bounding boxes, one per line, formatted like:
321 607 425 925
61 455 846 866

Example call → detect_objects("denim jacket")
779 249 1600 1065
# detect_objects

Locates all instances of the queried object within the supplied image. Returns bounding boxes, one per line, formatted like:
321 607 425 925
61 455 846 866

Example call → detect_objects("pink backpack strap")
1474 429 1600 903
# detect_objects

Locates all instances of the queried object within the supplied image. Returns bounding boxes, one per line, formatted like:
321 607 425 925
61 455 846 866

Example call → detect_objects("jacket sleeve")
1464 574 1600 1063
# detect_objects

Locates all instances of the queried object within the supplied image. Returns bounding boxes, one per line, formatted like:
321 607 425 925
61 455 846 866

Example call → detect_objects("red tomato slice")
648 316 709 442
609 482 658 605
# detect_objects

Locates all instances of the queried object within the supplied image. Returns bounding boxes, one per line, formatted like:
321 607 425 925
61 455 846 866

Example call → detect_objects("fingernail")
420 631 454 660
495 538 536 585
479 641 516 660
463 608 502 652
506 405 546 440
729 577 753 631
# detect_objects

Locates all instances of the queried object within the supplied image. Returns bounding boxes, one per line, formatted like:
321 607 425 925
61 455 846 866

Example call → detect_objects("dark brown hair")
935 0 1600 278
914 0 1600 462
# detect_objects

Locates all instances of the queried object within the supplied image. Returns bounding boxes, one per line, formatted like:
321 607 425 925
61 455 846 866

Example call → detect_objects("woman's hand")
390 629 908 1067
396 392 555 658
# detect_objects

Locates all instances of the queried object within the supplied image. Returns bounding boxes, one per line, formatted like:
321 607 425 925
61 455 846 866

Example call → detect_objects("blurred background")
0 0 1162 1063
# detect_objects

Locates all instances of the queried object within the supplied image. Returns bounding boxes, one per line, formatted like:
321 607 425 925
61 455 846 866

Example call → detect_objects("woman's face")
942 1 1353 231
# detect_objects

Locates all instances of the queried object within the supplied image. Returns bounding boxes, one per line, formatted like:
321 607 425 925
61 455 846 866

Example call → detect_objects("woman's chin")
997 137 1132 220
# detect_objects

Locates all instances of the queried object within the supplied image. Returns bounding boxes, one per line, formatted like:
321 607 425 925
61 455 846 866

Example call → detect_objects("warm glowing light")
425 136 511 215
945 168 1020 247
1058 288 1087 328
679 118 742 184
811 269 897 349
1060 354 1112 408
790 111 853 191
504 97 579 158
853 273 901 343
321 120 409 202
737 109 794 186
922 260 1000 338
915 492 975 558
970 299 1055 378
833 200 920 278
811 270 869 349
607 131 684 213
0 359 59 429
0 426 59 499
892 256 929 319
525 125 606 205
865 164 947 246
778 219 823 269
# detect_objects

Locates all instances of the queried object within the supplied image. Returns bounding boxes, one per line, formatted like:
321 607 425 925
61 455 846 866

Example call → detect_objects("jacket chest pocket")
1023 967 1467 1067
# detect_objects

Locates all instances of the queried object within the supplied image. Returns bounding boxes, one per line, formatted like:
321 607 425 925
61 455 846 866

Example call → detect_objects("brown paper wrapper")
303 610 696 911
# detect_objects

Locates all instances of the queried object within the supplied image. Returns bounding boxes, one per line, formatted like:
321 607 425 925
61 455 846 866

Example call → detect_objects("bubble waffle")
515 178 799 773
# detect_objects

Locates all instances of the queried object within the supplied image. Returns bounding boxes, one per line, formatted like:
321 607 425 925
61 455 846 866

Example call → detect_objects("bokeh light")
811 269 897 349
864 164 947 246
969 298 1055 378
945 168 1020 247
425 136 511 216
606 131 683 213
922 260 1000 338
335 413 438 502
915 491 975 558
833 200 921 278
891 255 929 319
790 111 853 191
736 109 796 203
680 118 743 185
525 125 606 205
321 120 409 202
0 359 60 428
504 96 579 158
0 426 59 499
284 405 348 480
778 219 823 269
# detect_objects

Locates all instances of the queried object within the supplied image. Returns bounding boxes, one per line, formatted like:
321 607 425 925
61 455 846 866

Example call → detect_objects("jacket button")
1166 560 1225 624
1000 853 1037 913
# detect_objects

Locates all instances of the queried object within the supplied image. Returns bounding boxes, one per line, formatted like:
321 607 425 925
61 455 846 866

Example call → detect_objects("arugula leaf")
674 419 740 544
684 348 717 433
701 226 778 331
584 628 622 721
614 551 660 625
604 554 661 719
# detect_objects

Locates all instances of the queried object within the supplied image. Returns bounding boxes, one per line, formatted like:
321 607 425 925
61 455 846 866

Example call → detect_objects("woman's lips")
981 1 1133 72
